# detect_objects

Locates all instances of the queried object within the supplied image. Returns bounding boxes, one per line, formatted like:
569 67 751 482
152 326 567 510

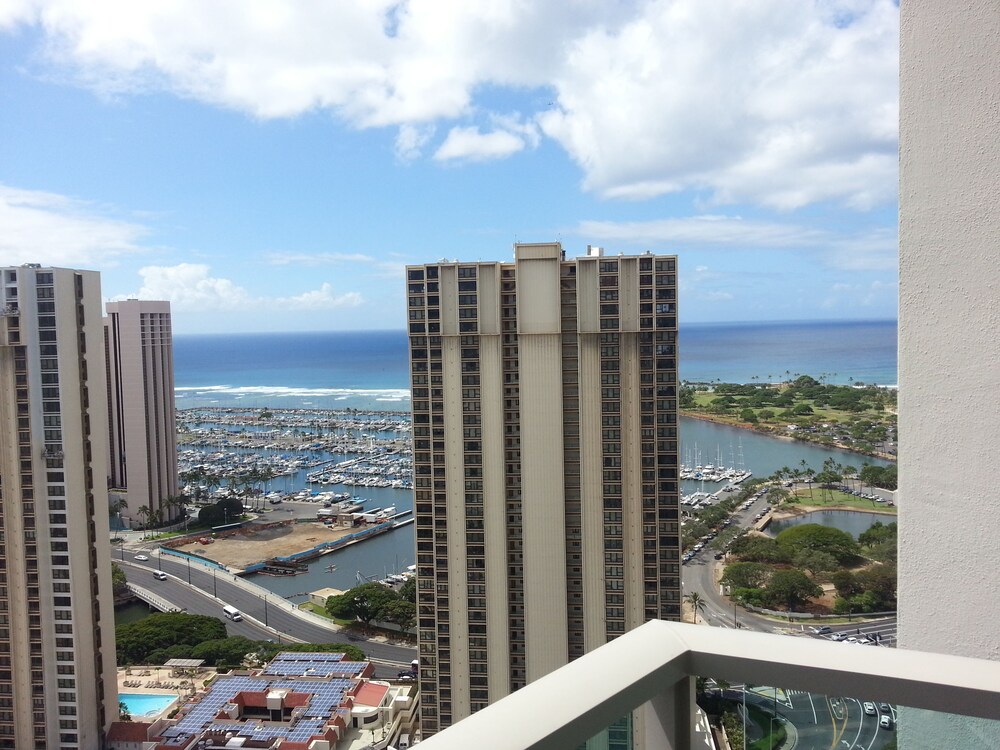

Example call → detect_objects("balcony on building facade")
415 620 1000 750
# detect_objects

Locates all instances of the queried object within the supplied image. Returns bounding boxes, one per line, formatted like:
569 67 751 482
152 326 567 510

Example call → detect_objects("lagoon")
768 509 892 539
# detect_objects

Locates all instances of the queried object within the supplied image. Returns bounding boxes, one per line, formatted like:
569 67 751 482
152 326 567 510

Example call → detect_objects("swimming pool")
118 693 179 718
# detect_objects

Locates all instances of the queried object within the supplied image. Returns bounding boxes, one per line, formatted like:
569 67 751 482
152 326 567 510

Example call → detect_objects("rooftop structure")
107 652 418 750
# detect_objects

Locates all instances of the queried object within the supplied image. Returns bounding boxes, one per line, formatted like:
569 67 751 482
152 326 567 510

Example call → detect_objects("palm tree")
799 460 815 500
165 494 190 530
684 591 707 624
136 505 150 539
109 496 128 540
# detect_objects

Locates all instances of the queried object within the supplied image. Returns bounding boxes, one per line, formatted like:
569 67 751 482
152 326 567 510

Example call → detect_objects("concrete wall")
898 0 1000 659
898 0 1000 743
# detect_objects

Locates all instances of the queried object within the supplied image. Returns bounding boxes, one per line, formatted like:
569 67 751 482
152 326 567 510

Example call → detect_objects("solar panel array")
264 652 368 678
160 674 356 745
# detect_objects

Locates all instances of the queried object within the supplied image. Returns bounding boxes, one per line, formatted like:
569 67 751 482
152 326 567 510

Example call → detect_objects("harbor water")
768 509 894 539
240 415 892 601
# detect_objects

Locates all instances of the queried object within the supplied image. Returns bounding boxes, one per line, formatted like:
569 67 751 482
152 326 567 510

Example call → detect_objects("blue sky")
0 0 899 334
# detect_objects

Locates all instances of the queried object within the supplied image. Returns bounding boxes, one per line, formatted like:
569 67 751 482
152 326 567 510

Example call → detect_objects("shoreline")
681 411 897 463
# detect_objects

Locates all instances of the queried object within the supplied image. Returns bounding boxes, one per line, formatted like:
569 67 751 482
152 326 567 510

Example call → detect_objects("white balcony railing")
416 620 1000 750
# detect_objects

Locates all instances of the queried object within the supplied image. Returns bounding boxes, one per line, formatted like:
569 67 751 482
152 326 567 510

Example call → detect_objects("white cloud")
0 183 148 266
826 228 898 271
395 123 436 162
120 263 362 312
540 0 898 208
578 215 826 247
576 213 898 272
434 126 527 163
282 282 363 310
4 0 898 210
822 279 897 310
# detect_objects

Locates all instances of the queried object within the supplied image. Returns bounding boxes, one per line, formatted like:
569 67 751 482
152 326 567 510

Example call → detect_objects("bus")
222 604 242 621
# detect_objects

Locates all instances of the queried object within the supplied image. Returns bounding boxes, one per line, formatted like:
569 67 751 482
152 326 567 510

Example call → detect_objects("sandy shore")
172 521 357 570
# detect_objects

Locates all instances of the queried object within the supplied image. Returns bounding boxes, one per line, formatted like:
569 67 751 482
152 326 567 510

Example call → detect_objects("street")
117 551 416 676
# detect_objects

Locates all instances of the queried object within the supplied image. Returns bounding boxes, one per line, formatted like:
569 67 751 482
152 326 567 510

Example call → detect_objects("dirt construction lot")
172 522 354 570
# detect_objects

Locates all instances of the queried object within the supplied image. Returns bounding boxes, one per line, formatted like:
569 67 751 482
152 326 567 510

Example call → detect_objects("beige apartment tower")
104 300 179 526
0 266 118 749
407 244 681 739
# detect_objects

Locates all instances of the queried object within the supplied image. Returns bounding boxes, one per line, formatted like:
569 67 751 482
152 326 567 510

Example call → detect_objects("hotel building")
406 243 681 737
0 265 118 748
104 300 179 525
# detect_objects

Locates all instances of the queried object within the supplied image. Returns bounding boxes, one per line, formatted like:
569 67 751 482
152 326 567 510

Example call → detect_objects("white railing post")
643 676 694 750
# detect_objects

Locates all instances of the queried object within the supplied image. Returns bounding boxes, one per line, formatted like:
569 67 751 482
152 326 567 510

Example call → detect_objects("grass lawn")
747 704 786 750
789 488 896 514
299 602 353 627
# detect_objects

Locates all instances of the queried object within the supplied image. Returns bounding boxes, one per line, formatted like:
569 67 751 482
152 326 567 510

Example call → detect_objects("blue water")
680 319 897 386
768 509 893 539
173 320 897 411
119 693 178 717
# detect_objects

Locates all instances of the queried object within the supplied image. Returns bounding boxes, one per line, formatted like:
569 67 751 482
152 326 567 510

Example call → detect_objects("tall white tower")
0 265 118 749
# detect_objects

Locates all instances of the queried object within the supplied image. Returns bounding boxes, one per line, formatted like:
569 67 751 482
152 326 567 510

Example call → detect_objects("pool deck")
117 665 215 719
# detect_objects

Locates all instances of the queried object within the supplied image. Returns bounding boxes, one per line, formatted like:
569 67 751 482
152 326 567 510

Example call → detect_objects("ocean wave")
174 384 411 400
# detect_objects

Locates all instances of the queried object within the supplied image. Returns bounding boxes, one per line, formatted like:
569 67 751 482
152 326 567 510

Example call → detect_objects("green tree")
118 700 132 722
191 636 257 669
720 562 772 590
859 521 897 548
764 569 822 612
792 549 839 575
729 535 791 564
831 570 861 598
326 583 399 626
739 408 758 423
111 563 129 598
109 496 128 538
136 505 151 537
775 524 860 564
398 576 416 603
116 612 227 665
683 591 707 624
380 599 416 631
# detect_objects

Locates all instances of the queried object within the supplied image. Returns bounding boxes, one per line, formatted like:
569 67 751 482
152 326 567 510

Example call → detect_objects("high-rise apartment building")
104 300 179 526
406 243 680 737
0 265 118 749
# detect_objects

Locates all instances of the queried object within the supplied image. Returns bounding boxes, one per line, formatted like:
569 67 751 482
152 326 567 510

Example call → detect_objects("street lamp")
186 556 192 584
212 568 217 598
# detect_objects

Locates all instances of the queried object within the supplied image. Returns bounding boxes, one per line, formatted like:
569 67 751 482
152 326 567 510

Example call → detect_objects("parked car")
863 702 877 716
879 714 893 729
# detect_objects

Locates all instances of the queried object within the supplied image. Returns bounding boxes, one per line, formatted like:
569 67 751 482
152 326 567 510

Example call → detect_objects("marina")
162 406 895 602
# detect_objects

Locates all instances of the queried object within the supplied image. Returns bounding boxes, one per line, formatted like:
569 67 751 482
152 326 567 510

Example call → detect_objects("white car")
134 554 149 562
863 701 877 716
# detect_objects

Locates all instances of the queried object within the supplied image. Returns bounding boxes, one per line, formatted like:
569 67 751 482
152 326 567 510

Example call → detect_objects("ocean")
173 319 897 411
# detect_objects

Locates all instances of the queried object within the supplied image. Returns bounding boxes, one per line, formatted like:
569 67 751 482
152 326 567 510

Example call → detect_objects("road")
683 490 899 748
730 687 897 750
117 550 416 675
